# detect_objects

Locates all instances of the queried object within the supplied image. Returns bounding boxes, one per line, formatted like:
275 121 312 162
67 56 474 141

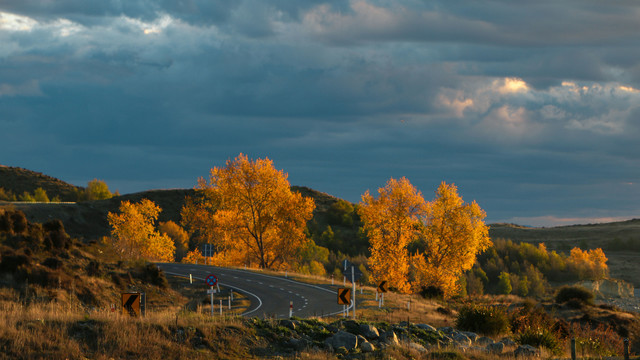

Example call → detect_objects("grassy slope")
0 165 83 201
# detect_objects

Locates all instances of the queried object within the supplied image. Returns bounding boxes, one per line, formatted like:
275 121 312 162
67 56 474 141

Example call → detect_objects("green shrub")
555 285 594 306
455 305 510 336
515 327 564 355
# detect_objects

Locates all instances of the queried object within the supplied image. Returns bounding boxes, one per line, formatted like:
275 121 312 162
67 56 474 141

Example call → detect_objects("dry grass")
0 293 262 359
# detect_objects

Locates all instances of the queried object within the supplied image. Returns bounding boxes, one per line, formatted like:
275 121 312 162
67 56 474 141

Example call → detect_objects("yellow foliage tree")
413 182 491 297
181 249 205 264
107 199 175 262
568 247 608 280
186 154 315 269
358 177 427 293
158 221 189 262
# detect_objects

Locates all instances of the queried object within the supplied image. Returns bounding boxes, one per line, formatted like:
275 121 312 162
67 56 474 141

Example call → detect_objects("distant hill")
9 189 195 240
0 165 82 201
489 219 640 249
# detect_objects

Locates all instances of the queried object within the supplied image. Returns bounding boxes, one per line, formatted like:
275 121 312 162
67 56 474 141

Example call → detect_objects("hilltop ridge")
0 165 83 201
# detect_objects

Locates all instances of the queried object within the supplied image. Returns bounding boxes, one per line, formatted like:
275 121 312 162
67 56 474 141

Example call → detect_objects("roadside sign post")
377 280 388 307
205 274 218 316
210 286 214 316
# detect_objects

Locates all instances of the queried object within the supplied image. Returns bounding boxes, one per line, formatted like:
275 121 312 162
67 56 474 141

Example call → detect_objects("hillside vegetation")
2 166 640 359
0 165 82 202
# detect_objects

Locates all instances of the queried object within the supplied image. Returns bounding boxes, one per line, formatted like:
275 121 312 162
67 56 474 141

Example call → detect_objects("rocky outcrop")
579 279 634 298
325 331 358 350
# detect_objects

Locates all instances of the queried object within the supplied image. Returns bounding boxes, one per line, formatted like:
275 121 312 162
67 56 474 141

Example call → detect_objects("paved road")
158 263 347 319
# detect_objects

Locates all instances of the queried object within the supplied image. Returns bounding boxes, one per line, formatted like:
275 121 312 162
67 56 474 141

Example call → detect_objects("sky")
1 1 640 227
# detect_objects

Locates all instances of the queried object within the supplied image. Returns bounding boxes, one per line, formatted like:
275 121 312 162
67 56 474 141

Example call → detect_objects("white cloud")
0 12 37 31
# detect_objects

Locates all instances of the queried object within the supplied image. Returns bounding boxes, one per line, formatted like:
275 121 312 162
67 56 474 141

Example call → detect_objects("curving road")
158 263 347 318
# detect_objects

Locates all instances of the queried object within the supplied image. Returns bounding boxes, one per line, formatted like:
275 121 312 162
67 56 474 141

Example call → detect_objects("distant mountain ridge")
0 165 83 201
3 165 640 247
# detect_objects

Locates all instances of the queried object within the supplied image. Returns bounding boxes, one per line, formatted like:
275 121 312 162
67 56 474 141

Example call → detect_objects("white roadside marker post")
352 266 356 320
189 274 192 284
289 301 293 318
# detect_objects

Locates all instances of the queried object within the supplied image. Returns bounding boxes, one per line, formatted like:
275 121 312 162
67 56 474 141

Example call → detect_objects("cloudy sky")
1 1 640 227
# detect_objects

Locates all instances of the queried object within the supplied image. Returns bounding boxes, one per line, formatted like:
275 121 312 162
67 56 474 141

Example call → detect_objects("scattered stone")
461 331 478 342
287 338 310 351
453 332 472 347
438 327 456 335
476 336 494 346
440 335 453 345
357 335 367 345
487 342 504 354
514 344 539 357
408 342 427 353
359 324 379 339
415 324 437 332
380 330 399 346
361 341 375 353
279 320 297 330
499 337 517 346
325 331 358 350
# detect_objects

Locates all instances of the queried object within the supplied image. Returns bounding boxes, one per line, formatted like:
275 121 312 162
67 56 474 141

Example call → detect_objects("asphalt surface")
158 263 348 319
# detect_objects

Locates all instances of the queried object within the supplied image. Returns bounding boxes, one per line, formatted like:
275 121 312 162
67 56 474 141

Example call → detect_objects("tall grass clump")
570 322 624 358
510 300 566 355
455 305 509 336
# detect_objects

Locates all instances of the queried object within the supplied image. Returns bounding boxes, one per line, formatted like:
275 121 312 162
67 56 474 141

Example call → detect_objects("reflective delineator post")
189 274 192 284
219 300 222 315
228 296 231 309
351 266 356 320
289 301 293 318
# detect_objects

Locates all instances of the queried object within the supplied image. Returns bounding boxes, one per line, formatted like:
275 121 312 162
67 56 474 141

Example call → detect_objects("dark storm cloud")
1 0 640 226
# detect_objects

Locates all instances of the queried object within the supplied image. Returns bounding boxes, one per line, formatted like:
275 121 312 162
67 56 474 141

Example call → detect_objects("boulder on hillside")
359 324 379 339
514 344 539 357
325 331 358 350
415 324 437 332
380 330 399 346
361 341 375 353
579 279 634 298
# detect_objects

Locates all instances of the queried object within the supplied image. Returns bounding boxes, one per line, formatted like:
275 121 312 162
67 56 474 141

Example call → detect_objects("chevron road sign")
122 293 141 317
377 280 388 293
337 288 351 305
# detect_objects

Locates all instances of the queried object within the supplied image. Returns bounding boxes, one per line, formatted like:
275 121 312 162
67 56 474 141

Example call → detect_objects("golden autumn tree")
568 247 608 280
108 199 175 262
412 182 491 297
188 154 315 269
158 221 189 262
358 177 427 293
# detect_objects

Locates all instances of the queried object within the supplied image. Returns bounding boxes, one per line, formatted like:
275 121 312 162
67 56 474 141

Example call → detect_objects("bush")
555 285 594 306
515 327 564 355
138 263 168 288
455 305 510 336
420 285 444 299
